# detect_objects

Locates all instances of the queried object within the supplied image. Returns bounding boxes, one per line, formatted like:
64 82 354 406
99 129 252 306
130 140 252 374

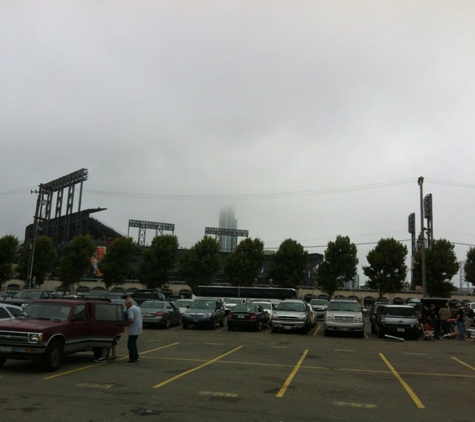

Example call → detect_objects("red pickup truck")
0 299 126 371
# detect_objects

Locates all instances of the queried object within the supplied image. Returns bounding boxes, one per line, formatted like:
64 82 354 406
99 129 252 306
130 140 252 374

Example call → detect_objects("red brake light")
154 311 164 317
249 314 257 320
228 313 233 319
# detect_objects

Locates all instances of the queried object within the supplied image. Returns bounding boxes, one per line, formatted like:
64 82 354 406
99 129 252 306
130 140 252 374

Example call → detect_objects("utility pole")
418 177 427 297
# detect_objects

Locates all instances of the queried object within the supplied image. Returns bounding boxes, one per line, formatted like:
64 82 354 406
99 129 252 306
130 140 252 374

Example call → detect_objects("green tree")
99 237 136 289
268 239 308 289
16 236 56 287
224 238 264 286
179 236 221 290
315 235 358 299
363 238 408 297
413 239 459 297
58 235 96 291
0 235 19 289
464 247 475 288
138 235 179 289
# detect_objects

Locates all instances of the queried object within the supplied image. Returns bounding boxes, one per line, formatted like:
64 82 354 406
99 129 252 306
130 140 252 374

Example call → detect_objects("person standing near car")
455 304 465 340
125 297 142 364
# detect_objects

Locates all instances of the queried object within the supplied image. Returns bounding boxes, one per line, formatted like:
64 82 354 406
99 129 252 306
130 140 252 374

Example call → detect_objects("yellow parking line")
44 342 179 380
379 353 425 409
313 325 321 337
451 356 475 371
152 346 243 389
276 349 308 398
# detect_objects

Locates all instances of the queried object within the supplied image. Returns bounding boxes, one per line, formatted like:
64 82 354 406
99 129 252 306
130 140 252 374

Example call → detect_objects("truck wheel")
256 321 262 332
0 358 6 366
42 341 64 372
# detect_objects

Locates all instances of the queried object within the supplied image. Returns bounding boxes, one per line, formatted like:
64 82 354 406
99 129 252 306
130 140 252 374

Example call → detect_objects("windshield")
253 302 272 310
383 307 416 316
276 302 306 312
191 300 216 309
327 302 361 312
174 300 192 307
19 302 72 321
140 301 165 309
14 290 42 299
310 299 328 306
233 304 258 313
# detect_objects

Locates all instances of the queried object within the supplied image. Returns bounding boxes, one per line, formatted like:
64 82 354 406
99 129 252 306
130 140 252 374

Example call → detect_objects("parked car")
223 298 245 314
271 299 312 334
369 302 388 333
140 300 181 328
306 302 317 327
3 289 54 308
132 289 166 305
227 303 269 331
0 299 125 371
0 303 22 321
309 298 329 319
250 301 273 317
181 298 226 329
324 299 364 337
173 299 193 315
373 305 420 340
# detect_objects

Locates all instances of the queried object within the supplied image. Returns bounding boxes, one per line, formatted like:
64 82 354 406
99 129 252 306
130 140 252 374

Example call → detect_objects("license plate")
238 315 245 319
193 318 199 322
0 346 12 353
284 326 291 330
397 328 405 332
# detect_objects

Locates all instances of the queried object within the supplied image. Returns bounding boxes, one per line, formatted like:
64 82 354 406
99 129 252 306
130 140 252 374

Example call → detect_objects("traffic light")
408 213 415 234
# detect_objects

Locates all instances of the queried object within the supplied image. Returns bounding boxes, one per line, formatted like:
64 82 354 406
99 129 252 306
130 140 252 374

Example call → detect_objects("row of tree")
1 233 475 298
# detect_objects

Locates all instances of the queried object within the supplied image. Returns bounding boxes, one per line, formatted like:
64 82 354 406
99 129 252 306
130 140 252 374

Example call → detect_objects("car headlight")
325 314 334 321
356 315 363 322
205 312 213 317
298 313 307 321
28 333 42 343
271 312 279 320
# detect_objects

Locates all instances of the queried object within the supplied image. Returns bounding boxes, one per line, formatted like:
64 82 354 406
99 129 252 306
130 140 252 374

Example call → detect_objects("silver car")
324 299 364 337
271 300 312 334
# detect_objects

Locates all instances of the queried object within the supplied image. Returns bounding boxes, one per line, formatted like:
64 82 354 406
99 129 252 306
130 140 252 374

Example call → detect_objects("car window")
0 308 8 318
327 302 361 312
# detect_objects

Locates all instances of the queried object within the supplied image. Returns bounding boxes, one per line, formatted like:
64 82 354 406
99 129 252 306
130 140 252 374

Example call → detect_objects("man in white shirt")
124 297 142 364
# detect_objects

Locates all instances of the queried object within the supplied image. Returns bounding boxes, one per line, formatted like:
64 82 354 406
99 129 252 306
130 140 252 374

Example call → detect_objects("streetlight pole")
418 177 427 297
28 186 43 289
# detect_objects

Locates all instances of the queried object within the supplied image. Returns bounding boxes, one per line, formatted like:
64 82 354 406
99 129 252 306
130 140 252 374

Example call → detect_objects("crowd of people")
422 302 475 341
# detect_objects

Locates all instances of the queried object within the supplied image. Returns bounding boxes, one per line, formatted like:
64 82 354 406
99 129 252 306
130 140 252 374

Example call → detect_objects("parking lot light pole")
418 177 427 297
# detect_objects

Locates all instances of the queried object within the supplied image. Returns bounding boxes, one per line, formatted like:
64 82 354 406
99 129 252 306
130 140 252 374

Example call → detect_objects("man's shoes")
94 357 107 363
107 355 117 362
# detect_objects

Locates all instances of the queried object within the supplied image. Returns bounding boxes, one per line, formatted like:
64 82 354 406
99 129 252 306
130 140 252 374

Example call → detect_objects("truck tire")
92 347 102 360
42 341 64 372
256 321 262 332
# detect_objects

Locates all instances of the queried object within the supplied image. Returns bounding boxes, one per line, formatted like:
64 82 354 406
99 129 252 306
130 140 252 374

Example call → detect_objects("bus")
193 285 298 304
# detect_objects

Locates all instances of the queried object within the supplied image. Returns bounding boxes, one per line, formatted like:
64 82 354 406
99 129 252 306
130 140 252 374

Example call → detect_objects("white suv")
324 299 364 338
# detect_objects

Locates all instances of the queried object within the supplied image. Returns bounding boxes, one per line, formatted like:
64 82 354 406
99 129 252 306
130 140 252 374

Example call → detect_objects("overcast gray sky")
1 1 474 286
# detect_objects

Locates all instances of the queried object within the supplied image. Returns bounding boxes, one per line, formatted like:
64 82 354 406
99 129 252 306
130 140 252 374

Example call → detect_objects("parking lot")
1 322 474 422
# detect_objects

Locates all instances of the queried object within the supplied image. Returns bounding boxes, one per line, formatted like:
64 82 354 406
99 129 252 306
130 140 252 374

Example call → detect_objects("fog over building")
218 206 237 252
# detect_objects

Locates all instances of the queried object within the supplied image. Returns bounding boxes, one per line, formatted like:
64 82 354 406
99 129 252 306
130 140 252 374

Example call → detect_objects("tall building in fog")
219 206 237 252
